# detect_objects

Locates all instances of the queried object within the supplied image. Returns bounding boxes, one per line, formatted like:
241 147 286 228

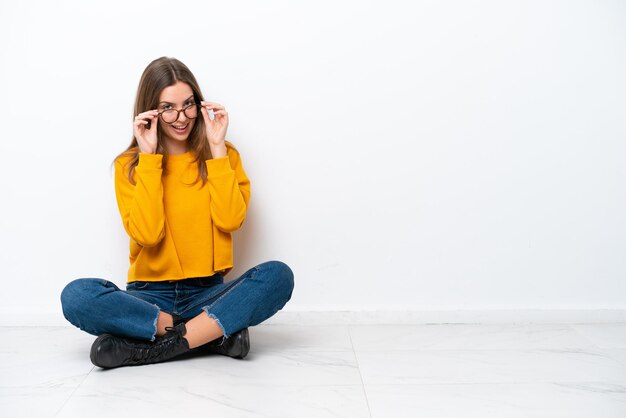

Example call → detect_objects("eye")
162 104 173 110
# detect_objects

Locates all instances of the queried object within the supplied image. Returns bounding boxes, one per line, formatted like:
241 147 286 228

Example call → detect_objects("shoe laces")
127 326 185 363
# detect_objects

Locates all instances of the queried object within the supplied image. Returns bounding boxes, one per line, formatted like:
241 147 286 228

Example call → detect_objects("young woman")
60 57 294 369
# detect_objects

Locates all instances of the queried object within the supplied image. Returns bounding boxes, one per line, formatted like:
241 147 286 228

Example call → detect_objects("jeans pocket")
126 281 150 291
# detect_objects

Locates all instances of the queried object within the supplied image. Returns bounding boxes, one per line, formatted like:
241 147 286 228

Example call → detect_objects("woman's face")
157 81 197 145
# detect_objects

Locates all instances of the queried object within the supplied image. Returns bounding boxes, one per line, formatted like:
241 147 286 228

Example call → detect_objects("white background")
0 0 625 323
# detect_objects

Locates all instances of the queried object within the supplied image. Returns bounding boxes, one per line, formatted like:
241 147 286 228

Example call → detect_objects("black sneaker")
196 328 250 359
90 323 190 369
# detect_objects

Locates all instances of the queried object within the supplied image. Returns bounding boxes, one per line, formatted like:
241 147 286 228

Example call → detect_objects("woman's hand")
201 101 228 158
133 110 159 154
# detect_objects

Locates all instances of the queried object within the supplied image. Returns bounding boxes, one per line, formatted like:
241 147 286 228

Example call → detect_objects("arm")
114 153 166 247
206 145 251 232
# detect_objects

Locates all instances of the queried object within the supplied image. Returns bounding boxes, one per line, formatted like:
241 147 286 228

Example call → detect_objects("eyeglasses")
158 103 199 124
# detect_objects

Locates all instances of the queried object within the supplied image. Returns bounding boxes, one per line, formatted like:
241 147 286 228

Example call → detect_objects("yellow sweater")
114 143 250 282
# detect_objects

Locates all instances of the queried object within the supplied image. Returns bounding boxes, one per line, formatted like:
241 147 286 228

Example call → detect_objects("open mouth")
171 124 189 133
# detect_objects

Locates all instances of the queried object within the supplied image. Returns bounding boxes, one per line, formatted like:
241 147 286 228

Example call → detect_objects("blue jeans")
60 260 294 342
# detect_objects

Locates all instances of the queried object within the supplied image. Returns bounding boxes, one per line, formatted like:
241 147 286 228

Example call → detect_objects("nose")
177 110 188 123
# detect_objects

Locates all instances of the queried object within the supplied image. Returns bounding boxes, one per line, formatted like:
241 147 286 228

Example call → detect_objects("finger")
200 100 222 106
200 101 225 110
134 118 149 125
203 108 215 124
202 106 217 121
200 105 212 123
135 113 158 128
133 119 150 133
135 110 158 119
135 110 159 121
133 119 150 138
133 124 144 142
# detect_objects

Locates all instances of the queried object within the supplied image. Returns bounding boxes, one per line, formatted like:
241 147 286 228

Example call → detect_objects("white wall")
0 0 625 324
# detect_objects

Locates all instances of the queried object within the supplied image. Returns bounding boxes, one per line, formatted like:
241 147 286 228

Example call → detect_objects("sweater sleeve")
114 153 166 247
205 145 251 232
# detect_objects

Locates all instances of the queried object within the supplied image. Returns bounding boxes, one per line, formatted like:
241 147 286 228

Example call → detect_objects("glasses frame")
158 103 200 124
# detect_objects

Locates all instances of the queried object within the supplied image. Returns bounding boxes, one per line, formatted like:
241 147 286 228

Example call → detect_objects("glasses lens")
161 110 178 123
183 104 198 119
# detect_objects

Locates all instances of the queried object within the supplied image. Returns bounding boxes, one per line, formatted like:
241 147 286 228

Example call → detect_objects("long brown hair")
116 56 212 184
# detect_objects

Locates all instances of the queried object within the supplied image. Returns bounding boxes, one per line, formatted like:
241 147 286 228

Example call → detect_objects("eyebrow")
158 95 195 105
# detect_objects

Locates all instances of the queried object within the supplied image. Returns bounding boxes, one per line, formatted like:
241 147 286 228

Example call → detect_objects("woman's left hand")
200 101 229 147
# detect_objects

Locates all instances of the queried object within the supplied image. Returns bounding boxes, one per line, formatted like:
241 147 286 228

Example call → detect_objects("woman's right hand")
133 110 159 154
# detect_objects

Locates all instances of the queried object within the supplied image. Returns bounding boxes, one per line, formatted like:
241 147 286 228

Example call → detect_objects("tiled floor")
2 323 626 417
